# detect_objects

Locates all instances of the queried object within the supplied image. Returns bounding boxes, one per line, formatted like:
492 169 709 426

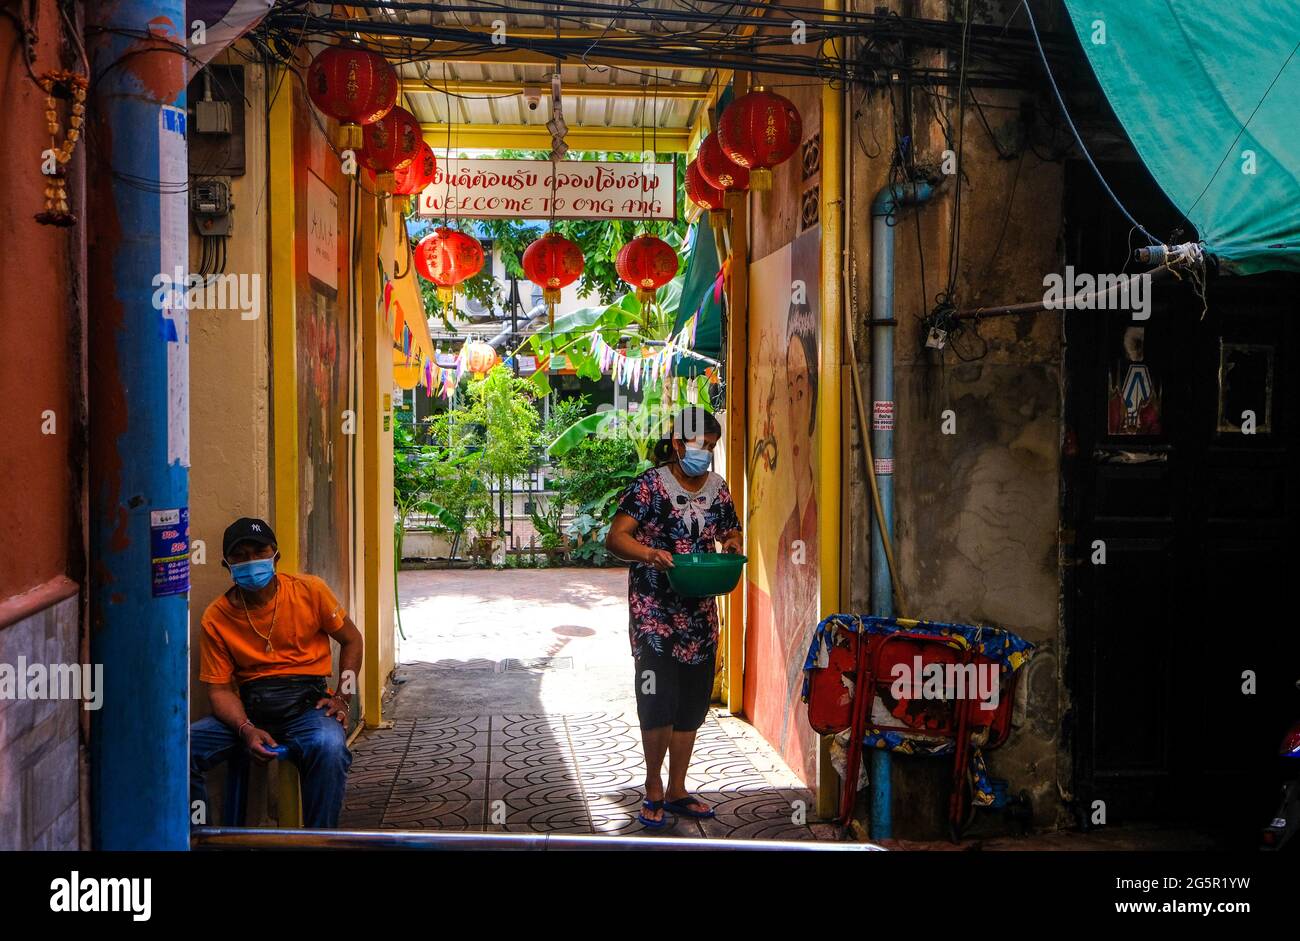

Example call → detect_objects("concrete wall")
0 1 87 850
187 55 272 721
842 1 1069 832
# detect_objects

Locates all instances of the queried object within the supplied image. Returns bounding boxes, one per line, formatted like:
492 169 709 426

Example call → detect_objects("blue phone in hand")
263 745 289 758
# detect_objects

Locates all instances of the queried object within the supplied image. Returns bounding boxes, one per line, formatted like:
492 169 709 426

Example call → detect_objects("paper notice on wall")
159 104 190 467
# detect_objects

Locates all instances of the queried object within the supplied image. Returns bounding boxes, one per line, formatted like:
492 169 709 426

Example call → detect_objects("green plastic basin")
666 553 748 598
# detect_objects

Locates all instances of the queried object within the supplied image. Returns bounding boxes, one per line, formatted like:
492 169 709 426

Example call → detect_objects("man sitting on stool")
191 517 364 828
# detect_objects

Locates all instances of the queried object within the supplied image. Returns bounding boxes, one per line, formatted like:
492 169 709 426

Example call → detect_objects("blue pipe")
88 0 190 850
867 181 934 841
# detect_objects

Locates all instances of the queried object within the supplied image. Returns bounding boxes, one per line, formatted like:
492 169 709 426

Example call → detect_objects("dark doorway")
1062 160 1300 841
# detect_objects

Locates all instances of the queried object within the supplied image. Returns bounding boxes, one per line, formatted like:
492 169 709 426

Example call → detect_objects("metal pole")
867 181 934 841
192 826 886 852
86 0 191 850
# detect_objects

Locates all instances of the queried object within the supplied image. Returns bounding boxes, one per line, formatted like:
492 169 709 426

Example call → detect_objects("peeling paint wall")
843 2 1070 831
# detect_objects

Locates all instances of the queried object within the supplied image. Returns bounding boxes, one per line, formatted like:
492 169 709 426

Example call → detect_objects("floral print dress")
616 465 742 665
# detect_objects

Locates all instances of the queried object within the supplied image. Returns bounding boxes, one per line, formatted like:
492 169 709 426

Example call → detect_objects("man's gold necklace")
237 583 280 653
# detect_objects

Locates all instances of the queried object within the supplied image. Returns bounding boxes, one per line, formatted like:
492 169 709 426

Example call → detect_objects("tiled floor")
342 568 835 840
341 711 834 839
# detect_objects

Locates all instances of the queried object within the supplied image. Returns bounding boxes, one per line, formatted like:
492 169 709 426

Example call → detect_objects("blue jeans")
190 708 352 828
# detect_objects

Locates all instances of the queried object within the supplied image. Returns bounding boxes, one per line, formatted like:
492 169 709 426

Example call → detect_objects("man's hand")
316 692 350 725
241 725 280 764
643 548 676 571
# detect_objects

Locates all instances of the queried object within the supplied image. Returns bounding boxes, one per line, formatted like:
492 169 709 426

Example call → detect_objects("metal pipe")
86 0 190 850
192 827 886 851
951 267 1174 320
867 181 935 841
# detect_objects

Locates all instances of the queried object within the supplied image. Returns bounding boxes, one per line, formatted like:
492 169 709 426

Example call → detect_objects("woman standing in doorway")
606 407 743 828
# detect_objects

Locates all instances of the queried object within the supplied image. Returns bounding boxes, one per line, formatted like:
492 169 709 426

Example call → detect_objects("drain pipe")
867 181 935 840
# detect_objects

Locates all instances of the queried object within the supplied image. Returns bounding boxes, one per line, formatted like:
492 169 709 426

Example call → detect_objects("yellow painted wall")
188 54 271 721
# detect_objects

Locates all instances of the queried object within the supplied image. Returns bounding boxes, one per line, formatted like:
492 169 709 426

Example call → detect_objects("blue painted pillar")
87 0 191 850
867 182 933 840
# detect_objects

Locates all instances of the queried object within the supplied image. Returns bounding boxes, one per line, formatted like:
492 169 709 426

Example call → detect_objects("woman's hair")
787 302 819 437
651 407 723 466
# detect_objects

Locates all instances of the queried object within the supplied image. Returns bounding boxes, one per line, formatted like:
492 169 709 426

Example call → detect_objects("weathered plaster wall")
845 44 1069 828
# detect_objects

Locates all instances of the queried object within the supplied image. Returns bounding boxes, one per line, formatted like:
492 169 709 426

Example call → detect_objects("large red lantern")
414 227 485 304
358 105 422 192
697 132 749 194
686 158 727 221
717 86 802 191
307 45 398 149
522 232 584 326
616 234 679 306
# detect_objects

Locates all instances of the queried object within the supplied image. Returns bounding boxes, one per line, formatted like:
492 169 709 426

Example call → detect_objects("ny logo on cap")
251 523 262 531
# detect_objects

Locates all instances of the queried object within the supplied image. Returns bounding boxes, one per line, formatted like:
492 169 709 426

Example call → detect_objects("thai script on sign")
416 158 676 221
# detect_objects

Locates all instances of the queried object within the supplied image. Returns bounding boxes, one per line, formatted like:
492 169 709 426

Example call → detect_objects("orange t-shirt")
199 573 347 685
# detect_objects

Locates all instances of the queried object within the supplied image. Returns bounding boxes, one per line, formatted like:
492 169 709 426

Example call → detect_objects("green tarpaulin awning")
1063 1 1300 274
672 221 725 377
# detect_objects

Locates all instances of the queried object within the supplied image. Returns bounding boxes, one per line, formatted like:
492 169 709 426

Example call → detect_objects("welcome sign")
415 158 676 221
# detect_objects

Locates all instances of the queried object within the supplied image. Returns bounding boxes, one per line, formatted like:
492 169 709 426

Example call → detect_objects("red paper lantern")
697 132 749 194
522 232 584 325
358 105 422 192
414 227 485 304
717 86 802 191
686 158 727 219
616 234 679 306
307 45 398 149
394 142 437 196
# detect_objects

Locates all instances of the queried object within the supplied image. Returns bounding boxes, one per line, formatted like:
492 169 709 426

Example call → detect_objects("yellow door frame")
268 69 300 573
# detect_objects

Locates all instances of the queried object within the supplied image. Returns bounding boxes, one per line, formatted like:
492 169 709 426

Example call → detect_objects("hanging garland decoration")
35 70 87 227
522 231 584 328
307 45 399 150
717 86 802 192
414 226 485 304
587 314 708 393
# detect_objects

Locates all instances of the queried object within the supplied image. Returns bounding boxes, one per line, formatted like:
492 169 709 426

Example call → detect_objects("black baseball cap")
222 517 278 558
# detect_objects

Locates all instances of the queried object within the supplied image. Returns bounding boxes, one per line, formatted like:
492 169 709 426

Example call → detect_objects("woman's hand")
643 548 676 570
721 531 743 554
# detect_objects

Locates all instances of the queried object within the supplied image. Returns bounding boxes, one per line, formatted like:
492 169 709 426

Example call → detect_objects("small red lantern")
463 340 500 376
616 234 679 306
686 158 727 222
358 105 422 193
307 45 398 149
394 141 437 196
697 132 749 194
717 86 802 191
522 232 584 326
414 227 485 304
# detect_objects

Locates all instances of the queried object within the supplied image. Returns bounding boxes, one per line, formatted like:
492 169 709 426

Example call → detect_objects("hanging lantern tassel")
437 284 455 305
544 287 561 328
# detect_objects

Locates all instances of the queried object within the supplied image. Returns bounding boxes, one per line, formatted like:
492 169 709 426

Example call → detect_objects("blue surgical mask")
229 557 277 591
679 447 711 477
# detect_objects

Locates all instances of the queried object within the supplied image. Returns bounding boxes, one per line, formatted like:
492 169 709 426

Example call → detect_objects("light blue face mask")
229 557 277 591
679 446 712 477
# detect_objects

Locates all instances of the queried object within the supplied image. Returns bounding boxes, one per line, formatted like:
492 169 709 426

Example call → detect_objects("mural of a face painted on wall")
744 225 821 786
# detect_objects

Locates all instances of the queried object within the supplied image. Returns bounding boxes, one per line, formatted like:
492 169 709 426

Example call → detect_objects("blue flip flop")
638 799 669 829
664 794 715 819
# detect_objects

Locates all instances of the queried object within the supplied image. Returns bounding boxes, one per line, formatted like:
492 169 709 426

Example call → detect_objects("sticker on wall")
1106 326 1162 435
150 507 190 598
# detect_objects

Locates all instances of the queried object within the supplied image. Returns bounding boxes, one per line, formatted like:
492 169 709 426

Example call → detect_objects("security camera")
523 83 543 112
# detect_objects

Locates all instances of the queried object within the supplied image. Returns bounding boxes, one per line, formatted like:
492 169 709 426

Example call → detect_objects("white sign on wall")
307 171 338 290
416 158 676 221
